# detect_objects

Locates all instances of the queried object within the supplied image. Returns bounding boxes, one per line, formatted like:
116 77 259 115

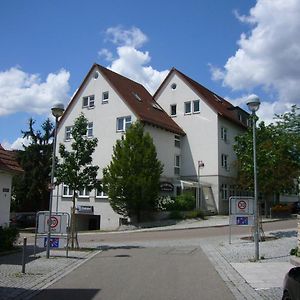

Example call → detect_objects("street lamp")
197 160 205 210
46 103 65 259
246 95 260 261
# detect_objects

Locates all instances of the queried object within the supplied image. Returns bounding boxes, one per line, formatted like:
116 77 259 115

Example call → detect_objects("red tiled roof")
60 64 185 136
0 146 23 174
154 68 249 128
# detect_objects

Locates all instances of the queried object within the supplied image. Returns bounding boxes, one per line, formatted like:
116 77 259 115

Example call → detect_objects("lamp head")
246 95 260 113
51 103 65 118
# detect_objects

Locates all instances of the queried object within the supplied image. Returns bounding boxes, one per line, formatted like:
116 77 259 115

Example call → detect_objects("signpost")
35 211 70 257
229 196 254 244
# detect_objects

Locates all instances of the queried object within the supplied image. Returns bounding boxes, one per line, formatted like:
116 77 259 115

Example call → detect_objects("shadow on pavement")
270 230 297 238
0 287 100 300
0 245 43 266
96 245 145 251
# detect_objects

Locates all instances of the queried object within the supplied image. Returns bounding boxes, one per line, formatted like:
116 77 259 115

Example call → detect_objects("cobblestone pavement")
0 247 100 300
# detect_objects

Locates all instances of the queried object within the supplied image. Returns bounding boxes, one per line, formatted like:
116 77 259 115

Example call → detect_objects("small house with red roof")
0 145 23 227
53 64 248 230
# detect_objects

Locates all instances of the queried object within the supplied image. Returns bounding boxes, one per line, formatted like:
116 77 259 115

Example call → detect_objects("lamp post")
197 160 205 210
46 103 65 259
246 95 260 261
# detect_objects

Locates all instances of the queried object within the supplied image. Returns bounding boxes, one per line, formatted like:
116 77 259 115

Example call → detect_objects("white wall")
0 172 12 227
145 124 180 179
155 73 219 178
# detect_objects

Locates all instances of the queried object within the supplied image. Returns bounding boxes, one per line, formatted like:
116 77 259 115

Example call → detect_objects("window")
171 83 177 90
193 100 200 113
229 185 235 197
174 135 180 148
78 187 90 198
221 154 228 170
221 184 228 200
184 101 191 114
62 184 73 197
87 122 93 137
117 116 132 132
102 91 109 103
82 95 95 108
174 155 180 175
221 127 227 142
170 104 177 116
65 126 72 141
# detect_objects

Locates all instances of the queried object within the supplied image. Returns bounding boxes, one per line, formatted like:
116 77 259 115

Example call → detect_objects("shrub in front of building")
0 227 19 251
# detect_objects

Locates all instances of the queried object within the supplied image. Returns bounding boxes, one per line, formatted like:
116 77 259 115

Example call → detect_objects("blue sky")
1 0 299 149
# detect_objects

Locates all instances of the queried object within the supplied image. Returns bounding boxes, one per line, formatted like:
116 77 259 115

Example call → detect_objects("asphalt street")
31 246 235 300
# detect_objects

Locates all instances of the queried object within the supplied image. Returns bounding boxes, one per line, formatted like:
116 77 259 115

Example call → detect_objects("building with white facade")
53 64 248 230
0 145 23 227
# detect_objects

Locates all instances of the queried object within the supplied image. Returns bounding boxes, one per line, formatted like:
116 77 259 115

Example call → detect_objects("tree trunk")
71 194 76 249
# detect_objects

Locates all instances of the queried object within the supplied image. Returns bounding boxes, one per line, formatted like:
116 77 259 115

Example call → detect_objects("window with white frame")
174 135 180 148
117 116 132 132
170 104 177 116
102 91 109 103
78 187 90 198
221 154 228 170
193 100 200 113
62 184 74 197
221 127 227 142
87 122 93 137
184 101 191 114
174 155 180 175
82 95 95 108
96 182 108 198
65 126 72 141
221 183 228 200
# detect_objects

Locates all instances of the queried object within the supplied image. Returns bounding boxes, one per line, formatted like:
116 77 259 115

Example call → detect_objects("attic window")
171 83 177 90
132 92 142 101
94 71 99 79
152 102 163 111
213 94 222 102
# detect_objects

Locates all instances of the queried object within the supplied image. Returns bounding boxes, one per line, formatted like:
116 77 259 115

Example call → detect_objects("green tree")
55 114 99 248
103 122 163 222
234 106 300 203
12 118 53 212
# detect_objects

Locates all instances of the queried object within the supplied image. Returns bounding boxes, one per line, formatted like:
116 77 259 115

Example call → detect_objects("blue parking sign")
44 237 59 248
236 216 249 225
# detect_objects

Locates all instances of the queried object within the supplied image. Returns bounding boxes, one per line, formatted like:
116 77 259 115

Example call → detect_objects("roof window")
152 102 163 111
213 94 222 102
132 92 142 102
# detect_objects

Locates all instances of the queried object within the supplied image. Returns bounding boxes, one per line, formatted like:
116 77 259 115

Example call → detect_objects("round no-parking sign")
45 215 61 233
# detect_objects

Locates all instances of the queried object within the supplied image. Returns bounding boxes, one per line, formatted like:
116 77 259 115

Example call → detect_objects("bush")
169 211 183 220
271 204 291 213
156 196 175 211
169 192 195 211
184 209 206 220
290 247 298 256
0 226 19 251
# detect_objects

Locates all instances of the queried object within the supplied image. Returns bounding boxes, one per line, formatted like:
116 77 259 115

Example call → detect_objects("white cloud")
100 26 169 94
0 67 70 116
105 26 148 48
98 48 114 61
2 136 31 150
212 0 300 105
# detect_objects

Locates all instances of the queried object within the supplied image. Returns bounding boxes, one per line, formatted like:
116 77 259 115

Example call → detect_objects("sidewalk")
0 248 100 300
0 215 298 300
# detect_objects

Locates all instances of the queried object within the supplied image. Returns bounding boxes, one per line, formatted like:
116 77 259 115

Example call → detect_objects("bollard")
21 237 27 273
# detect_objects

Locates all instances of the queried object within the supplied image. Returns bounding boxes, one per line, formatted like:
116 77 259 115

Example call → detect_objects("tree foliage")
234 106 300 197
12 118 54 212
103 122 163 222
55 114 100 248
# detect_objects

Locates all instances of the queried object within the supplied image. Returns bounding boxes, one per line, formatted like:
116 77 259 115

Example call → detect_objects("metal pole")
197 164 200 210
253 113 259 261
46 116 58 258
21 237 27 273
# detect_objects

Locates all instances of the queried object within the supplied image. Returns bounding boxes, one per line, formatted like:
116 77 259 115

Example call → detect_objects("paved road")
32 246 235 300
77 219 297 246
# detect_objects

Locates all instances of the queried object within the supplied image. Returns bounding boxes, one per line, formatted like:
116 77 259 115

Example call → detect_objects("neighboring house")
53 64 185 230
53 64 248 230
0 145 23 227
154 68 249 214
